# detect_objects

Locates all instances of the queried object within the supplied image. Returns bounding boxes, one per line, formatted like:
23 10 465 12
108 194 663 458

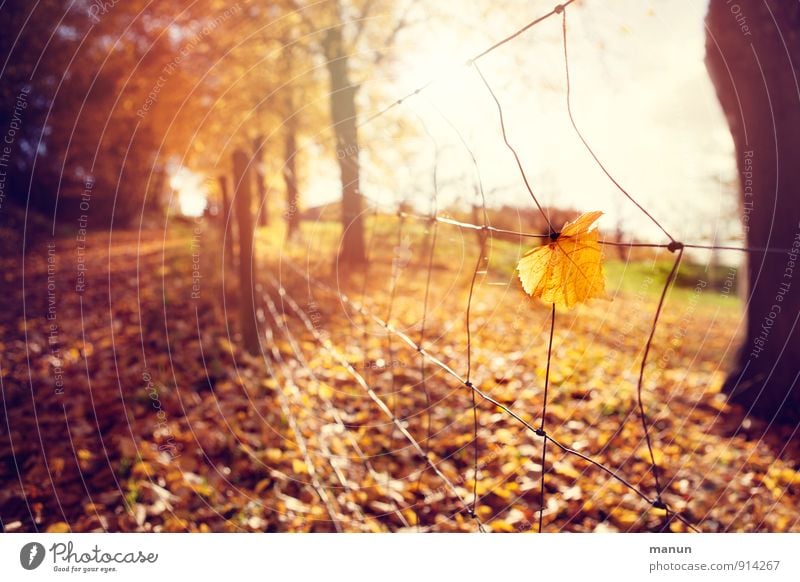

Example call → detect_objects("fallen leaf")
517 211 605 309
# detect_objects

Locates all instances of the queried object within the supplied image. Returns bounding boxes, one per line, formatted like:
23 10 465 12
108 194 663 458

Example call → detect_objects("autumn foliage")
3 215 800 533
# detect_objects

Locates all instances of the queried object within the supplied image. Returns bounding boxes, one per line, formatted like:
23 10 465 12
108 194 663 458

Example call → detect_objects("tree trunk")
217 175 235 272
150 165 167 217
232 150 260 355
706 0 800 422
324 27 366 264
284 119 300 240
253 136 268 228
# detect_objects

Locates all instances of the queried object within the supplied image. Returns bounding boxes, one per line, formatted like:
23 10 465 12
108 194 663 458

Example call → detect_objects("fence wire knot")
667 240 684 253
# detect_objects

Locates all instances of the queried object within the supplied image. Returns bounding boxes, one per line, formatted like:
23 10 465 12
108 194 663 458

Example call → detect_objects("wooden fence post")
253 136 269 228
232 150 260 355
284 123 300 240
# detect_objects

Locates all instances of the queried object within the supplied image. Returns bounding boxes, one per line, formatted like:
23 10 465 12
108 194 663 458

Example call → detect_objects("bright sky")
174 0 740 258
171 165 208 216
348 0 738 249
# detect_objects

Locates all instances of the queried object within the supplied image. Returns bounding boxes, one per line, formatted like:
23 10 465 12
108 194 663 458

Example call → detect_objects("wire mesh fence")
263 2 791 532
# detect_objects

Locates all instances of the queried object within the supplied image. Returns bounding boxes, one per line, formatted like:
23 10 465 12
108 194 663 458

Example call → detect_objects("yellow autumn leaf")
489 519 516 532
318 382 334 400
517 211 605 309
264 448 283 462
612 509 641 528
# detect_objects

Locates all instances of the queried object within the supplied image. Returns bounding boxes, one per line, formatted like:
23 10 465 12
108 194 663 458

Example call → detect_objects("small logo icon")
20 542 46 570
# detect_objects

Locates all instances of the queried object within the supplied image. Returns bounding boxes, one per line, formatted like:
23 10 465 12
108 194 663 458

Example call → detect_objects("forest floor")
2 216 800 532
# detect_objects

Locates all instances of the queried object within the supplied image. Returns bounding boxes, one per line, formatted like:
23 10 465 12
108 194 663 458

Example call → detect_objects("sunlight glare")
170 166 209 217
